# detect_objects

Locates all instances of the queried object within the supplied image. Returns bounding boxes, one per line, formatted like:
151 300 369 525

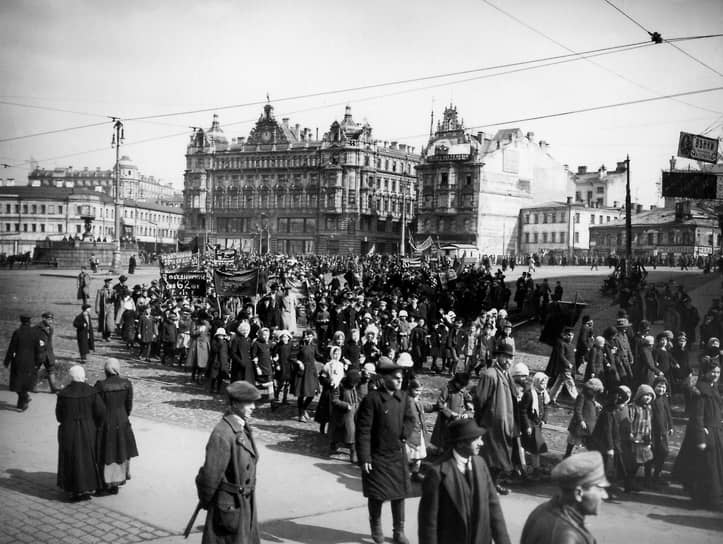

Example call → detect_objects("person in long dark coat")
128 254 137 275
209 328 230 394
418 419 511 544
355 360 415 544
94 358 138 494
95 277 115 341
56 365 105 501
137 307 155 361
72 304 95 362
230 322 254 383
196 381 261 544
672 357 723 510
294 329 321 421
77 268 91 305
474 343 518 495
3 315 40 410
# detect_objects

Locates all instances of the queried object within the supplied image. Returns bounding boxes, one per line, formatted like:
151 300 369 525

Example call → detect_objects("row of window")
422 173 475 188
3 222 177 239
524 212 614 225
203 154 413 174
594 231 717 247
3 203 181 225
524 232 575 244
215 215 404 235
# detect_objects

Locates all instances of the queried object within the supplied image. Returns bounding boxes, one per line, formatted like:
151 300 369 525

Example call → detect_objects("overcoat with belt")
196 413 259 544
418 451 511 544
355 387 415 501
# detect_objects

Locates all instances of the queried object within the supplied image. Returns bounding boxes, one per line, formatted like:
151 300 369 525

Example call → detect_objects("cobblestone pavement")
0 472 172 544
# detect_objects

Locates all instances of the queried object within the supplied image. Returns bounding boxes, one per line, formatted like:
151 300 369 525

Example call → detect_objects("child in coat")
565 378 605 458
405 379 436 482
650 376 674 486
519 372 550 475
329 369 361 461
626 384 655 491
429 372 473 452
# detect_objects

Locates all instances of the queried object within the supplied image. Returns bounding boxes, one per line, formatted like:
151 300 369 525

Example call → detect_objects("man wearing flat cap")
521 451 608 543
611 318 634 387
196 381 261 543
356 360 416 544
4 315 40 410
34 311 59 393
73 304 95 363
474 342 518 495
419 419 511 544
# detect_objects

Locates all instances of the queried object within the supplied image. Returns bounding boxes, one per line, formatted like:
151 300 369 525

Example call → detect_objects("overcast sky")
1 0 721 204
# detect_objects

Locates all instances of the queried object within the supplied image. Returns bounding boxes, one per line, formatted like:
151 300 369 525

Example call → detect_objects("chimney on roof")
669 156 677 170
566 196 573 205
650 205 656 210
616 161 627 171
391 141 398 150
476 131 485 142
577 166 587 175
635 204 643 213
282 118 289 127
295 124 300 138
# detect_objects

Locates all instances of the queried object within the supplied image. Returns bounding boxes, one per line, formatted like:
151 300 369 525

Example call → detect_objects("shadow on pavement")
260 519 366 544
254 421 328 457
648 512 723 532
0 469 63 501
313 462 363 493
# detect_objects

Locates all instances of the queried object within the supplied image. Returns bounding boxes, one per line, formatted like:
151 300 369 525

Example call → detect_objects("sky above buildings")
0 0 721 204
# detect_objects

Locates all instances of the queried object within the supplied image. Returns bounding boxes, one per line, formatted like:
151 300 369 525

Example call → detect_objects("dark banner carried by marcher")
162 271 207 297
214 268 259 297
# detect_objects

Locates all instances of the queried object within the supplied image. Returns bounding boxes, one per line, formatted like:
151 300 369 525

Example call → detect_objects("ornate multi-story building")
28 155 177 203
182 104 420 254
416 104 570 256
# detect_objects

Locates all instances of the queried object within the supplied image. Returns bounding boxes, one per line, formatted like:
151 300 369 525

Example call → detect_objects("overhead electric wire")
0 100 110 119
0 121 110 143
481 0 723 115
8 84 722 171
0 40 653 144
125 39 657 122
601 0 723 79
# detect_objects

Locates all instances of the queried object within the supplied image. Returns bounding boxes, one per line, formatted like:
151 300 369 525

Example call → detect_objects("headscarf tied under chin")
69 365 86 383
105 358 121 376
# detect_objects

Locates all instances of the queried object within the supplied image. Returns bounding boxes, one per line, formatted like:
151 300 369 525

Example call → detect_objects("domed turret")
206 113 228 145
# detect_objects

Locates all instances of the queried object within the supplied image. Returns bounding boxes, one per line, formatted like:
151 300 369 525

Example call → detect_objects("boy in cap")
418 418 511 544
196 381 261 542
520 451 609 544
548 326 578 406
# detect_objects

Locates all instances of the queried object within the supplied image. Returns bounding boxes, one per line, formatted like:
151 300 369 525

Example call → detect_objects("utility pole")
111 118 124 273
625 155 632 273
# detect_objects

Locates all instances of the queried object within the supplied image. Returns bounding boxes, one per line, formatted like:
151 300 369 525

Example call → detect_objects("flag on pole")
367 243 376 256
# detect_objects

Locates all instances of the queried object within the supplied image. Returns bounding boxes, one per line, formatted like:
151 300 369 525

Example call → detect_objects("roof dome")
207 113 227 145
116 155 137 170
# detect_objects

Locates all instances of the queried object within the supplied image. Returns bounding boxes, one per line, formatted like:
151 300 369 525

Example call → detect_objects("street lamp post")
625 155 632 273
111 118 124 273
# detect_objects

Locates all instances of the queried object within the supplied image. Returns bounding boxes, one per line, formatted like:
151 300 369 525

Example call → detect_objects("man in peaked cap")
520 451 609 544
196 381 261 542
419 418 511 544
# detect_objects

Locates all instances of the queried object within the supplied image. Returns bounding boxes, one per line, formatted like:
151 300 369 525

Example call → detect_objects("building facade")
518 199 621 259
571 162 628 208
28 155 178 203
182 105 420 254
589 201 721 261
0 186 184 255
415 105 571 256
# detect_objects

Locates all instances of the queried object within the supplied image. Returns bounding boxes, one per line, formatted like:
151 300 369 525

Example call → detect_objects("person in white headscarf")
94 358 139 494
56 365 105 501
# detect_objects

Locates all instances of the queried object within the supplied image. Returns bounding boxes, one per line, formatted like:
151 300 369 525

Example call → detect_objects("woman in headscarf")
56 365 105 501
94 358 139 495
